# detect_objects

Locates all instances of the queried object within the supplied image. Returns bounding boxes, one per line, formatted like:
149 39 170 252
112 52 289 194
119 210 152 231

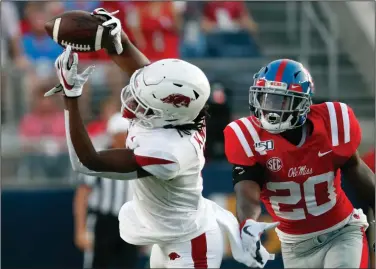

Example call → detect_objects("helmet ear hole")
145 109 154 116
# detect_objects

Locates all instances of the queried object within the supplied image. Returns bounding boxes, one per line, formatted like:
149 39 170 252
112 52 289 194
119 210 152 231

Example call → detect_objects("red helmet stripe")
274 59 289 82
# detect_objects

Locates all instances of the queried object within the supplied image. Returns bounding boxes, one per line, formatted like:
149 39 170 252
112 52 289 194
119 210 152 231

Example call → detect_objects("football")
44 10 111 52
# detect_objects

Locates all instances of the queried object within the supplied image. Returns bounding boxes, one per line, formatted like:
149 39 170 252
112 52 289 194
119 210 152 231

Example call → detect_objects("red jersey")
224 102 361 242
203 1 247 23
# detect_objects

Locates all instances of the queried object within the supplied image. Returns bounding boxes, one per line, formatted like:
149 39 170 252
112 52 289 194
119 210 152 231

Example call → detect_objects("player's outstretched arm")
232 164 266 223
50 45 149 180
92 8 150 76
106 30 150 75
234 179 262 223
64 97 140 174
341 151 375 214
233 166 279 268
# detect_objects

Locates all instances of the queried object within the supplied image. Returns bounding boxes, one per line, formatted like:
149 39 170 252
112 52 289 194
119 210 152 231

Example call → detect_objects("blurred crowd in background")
1 1 262 181
2 1 375 183
1 1 374 180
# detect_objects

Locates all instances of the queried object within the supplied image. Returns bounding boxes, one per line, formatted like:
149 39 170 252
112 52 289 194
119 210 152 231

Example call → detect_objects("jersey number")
267 171 336 220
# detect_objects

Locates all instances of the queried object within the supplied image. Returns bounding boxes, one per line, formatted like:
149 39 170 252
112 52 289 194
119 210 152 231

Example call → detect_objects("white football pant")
150 226 224 268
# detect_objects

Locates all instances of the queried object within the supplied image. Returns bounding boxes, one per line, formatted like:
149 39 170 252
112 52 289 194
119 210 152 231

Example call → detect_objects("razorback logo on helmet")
160 94 193 108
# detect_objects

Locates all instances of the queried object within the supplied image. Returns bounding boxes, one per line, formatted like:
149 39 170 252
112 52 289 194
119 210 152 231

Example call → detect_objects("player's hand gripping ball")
44 8 123 54
91 8 123 54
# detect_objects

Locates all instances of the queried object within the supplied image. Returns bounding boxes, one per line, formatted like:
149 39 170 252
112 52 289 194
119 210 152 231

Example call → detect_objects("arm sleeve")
133 146 180 181
64 110 137 181
224 123 257 166
232 164 266 188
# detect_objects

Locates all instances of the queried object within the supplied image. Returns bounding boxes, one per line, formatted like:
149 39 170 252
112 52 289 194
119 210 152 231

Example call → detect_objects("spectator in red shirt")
201 1 260 58
128 1 181 61
201 1 258 35
19 84 69 179
362 148 375 173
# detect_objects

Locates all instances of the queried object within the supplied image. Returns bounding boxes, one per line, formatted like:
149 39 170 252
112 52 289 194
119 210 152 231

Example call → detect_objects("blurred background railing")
1 1 374 268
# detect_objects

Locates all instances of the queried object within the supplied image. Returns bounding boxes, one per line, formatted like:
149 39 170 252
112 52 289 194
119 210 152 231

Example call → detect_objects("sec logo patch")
267 157 283 172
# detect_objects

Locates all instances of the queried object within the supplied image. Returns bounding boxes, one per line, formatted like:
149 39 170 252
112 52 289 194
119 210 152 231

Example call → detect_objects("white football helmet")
121 59 211 128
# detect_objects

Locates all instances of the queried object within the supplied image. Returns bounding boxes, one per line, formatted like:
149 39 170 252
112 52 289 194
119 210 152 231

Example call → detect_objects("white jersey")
119 123 217 245
65 110 266 266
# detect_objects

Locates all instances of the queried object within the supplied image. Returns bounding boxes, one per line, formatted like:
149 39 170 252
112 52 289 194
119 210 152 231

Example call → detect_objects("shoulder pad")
322 102 361 157
224 117 266 166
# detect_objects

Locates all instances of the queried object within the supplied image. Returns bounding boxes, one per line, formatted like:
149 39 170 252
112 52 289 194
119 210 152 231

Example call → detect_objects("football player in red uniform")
224 59 375 268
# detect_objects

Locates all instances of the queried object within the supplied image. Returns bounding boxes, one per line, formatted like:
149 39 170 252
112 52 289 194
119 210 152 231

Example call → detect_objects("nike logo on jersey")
318 150 332 157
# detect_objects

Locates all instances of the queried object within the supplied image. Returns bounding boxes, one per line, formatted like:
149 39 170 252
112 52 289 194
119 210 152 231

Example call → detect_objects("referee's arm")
73 174 95 252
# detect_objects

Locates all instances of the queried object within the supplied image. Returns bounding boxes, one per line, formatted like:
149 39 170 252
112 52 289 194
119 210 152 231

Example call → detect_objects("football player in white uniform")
45 8 278 268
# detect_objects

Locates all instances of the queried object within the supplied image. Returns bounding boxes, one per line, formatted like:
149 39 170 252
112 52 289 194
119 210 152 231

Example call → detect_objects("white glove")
240 219 279 268
91 8 123 55
45 45 94 97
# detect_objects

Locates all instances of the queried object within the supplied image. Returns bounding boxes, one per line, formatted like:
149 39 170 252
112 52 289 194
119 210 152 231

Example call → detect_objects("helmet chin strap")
260 114 294 134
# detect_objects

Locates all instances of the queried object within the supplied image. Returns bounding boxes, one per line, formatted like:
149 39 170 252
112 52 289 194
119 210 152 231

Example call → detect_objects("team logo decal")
288 165 313 177
254 140 274 152
160 94 193 108
168 252 181 260
266 157 283 172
